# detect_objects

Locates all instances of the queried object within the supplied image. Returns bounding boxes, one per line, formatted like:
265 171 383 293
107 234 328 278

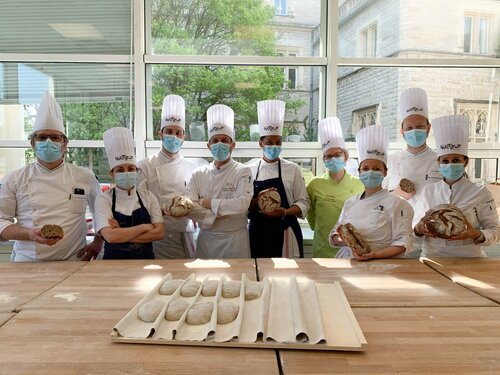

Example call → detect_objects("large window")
464 13 492 55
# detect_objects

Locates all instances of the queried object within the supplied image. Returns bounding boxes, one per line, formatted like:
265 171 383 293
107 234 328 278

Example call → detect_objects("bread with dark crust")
399 178 416 193
40 224 64 239
424 204 467 239
258 188 281 212
338 223 371 255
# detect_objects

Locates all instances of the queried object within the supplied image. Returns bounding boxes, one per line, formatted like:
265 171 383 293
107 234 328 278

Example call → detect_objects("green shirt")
306 171 364 257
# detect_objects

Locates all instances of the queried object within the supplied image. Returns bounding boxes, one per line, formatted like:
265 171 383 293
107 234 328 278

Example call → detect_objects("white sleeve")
212 167 253 216
145 191 164 224
93 193 113 234
476 188 500 247
390 199 414 252
0 172 17 237
289 165 310 219
186 172 217 229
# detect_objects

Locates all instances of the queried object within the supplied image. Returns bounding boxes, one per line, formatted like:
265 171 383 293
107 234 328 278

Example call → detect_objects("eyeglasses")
324 153 344 160
33 133 66 142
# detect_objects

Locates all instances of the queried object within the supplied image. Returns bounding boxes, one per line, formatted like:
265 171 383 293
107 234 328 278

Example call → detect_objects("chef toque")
356 125 389 164
161 94 185 131
318 117 346 154
432 115 469 157
207 104 234 140
399 87 429 122
33 92 65 134
257 100 285 137
103 127 136 170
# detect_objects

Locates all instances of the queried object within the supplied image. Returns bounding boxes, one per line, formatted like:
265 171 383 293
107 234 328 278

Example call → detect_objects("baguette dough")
180 280 202 297
159 279 183 295
186 301 214 325
244 281 263 301
222 280 241 298
165 300 190 321
217 301 239 324
137 300 164 323
201 280 219 297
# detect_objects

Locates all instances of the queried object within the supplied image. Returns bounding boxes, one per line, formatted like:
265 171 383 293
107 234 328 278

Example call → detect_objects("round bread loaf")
257 188 281 212
168 196 193 217
40 224 64 240
399 178 416 193
338 223 371 255
424 204 467 239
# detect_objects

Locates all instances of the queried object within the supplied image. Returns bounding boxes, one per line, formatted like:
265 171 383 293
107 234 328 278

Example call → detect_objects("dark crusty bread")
399 178 416 193
258 188 281 212
41 224 64 239
338 223 371 255
424 204 467 239
168 196 193 217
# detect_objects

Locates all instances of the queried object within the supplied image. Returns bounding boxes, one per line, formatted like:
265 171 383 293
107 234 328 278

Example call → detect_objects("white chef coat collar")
261 156 280 164
212 158 234 171
115 185 137 197
405 146 429 156
160 149 180 161
441 174 468 187
360 188 387 201
35 160 65 173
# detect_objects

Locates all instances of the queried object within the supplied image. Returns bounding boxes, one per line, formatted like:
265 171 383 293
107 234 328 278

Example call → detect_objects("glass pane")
479 18 488 54
150 0 322 57
336 66 500 144
0 63 132 141
149 64 321 142
464 16 472 53
0 0 131 54
338 1 500 58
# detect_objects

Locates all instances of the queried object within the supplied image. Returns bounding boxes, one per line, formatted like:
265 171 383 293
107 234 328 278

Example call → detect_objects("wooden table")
0 261 86 313
0 259 278 375
422 257 500 304
256 258 496 307
278 306 500 374
1 258 499 374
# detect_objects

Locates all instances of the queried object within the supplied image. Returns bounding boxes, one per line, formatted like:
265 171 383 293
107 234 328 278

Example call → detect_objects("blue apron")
248 159 304 258
103 188 155 259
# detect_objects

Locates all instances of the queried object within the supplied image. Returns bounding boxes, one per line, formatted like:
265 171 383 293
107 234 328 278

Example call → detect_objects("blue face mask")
324 157 345 173
359 170 385 189
439 163 465 181
162 134 183 153
263 145 282 160
35 139 63 163
403 129 428 148
115 171 138 190
210 142 231 162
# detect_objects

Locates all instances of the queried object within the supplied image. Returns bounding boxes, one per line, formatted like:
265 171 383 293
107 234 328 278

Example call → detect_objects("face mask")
162 134 183 153
263 145 282 160
439 163 465 181
210 142 231 162
115 171 138 190
403 129 427 148
359 170 385 189
324 157 345 173
35 139 63 163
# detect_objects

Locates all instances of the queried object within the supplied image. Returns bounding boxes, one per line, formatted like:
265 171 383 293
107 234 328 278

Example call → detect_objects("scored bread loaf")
168 196 193 217
338 223 371 255
399 178 416 193
257 188 281 212
424 204 467 239
40 224 64 239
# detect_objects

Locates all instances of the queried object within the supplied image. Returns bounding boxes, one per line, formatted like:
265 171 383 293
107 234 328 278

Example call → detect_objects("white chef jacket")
137 151 196 258
329 189 414 257
94 187 163 234
247 157 310 218
414 177 500 257
0 162 101 261
187 159 253 259
385 147 441 209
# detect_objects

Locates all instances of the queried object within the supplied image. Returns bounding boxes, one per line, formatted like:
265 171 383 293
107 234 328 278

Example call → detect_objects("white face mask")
114 171 138 190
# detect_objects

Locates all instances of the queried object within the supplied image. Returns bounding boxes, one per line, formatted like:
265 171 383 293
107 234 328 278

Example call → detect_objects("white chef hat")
399 87 429 122
356 125 389 164
33 92 65 134
318 117 346 154
257 100 285 137
432 115 469 157
207 104 234 140
161 94 185 131
103 127 136 170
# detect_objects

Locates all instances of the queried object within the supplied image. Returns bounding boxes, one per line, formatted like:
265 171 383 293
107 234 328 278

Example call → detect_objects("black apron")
103 188 155 259
248 159 303 258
